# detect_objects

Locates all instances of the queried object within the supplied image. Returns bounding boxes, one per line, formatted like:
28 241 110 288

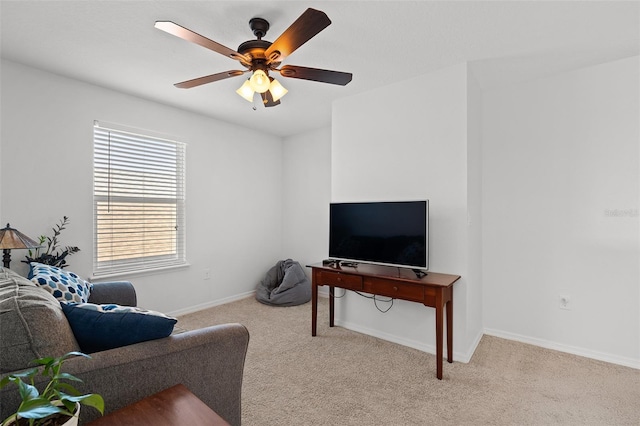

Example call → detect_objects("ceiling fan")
155 8 352 107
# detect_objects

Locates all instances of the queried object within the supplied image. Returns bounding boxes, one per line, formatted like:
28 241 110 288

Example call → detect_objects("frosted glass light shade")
269 79 288 102
236 80 255 102
249 70 270 93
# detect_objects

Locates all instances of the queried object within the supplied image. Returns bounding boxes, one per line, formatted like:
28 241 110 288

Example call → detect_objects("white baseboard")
318 288 330 298
167 290 255 317
335 319 478 363
169 288 329 317
483 328 640 370
167 292 638 371
464 329 484 363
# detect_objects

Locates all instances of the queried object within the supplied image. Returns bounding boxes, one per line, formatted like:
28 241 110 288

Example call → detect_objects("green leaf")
62 351 90 360
16 398 65 419
62 394 105 414
56 382 81 396
0 368 39 385
11 368 39 378
34 357 55 367
54 372 82 383
15 379 39 401
58 399 77 413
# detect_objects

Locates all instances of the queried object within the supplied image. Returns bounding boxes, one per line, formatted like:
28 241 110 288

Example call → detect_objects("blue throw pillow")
61 302 177 353
30 262 92 304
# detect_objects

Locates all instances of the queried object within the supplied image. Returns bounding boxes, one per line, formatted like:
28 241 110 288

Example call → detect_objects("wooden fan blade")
174 70 246 89
261 91 281 107
279 65 352 86
155 21 246 62
264 8 331 64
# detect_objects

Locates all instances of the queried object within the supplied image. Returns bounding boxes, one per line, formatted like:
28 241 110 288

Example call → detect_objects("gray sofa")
0 267 249 425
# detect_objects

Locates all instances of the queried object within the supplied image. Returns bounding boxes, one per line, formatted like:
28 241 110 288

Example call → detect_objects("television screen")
329 200 429 270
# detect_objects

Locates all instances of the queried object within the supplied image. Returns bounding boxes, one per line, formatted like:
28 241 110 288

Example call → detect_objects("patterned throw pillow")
61 302 177 352
29 262 92 304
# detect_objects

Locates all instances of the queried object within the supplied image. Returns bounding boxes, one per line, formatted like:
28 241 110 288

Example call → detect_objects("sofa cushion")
61 302 177 353
0 267 80 373
29 262 92 304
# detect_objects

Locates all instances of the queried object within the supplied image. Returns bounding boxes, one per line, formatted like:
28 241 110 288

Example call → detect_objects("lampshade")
236 80 255 102
0 223 39 250
249 70 271 93
0 223 40 269
269 79 288 102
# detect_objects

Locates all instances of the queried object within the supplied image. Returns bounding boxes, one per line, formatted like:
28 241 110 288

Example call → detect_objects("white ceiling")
1 1 638 137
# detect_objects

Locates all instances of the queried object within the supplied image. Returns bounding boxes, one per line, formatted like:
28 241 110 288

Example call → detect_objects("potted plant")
23 217 80 269
0 352 104 426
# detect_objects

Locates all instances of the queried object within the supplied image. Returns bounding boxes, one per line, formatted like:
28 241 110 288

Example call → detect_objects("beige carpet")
177 296 640 426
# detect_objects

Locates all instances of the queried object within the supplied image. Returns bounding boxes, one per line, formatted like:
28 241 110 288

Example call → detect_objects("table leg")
446 297 453 363
329 286 335 327
312 281 318 336
435 292 443 380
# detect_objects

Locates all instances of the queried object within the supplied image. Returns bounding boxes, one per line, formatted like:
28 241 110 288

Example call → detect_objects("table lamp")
0 223 40 268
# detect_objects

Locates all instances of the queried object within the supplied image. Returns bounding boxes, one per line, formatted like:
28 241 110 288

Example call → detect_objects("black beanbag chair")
256 259 311 306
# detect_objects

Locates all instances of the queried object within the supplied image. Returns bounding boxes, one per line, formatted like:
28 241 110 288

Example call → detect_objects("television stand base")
322 259 359 268
308 262 461 379
412 269 428 278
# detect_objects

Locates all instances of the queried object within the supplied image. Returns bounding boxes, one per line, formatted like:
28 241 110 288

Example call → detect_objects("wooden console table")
308 262 460 380
87 384 230 426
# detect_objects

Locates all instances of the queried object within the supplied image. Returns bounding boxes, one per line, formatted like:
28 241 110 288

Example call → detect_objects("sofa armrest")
88 281 137 306
39 323 247 426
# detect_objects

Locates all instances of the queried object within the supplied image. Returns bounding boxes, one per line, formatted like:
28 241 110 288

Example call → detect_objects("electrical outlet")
203 268 211 280
559 294 571 310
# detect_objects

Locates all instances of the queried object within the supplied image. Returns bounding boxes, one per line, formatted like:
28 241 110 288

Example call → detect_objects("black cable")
328 288 394 313
373 295 394 313
352 290 394 313
329 288 347 298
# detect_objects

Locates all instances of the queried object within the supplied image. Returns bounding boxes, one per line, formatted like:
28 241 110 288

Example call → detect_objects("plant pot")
61 403 80 426
50 402 80 426
2 403 80 426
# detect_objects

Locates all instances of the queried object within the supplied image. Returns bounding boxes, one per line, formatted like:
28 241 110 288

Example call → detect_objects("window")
93 122 186 277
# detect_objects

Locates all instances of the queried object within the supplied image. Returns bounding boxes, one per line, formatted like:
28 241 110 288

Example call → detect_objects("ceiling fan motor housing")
238 17 282 72
237 39 272 71
249 17 269 39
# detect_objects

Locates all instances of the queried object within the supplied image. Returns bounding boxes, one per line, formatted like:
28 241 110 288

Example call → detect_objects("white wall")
331 63 483 361
482 56 640 368
0 60 284 314
466 69 484 346
4 53 637 368
0 62 3 219
281 126 332 274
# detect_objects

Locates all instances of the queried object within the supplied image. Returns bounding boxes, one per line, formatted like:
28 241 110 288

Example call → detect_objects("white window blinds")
93 123 186 277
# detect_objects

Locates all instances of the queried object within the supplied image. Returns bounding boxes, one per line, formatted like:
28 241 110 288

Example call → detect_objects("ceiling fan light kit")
268 79 288 102
236 73 287 103
155 8 352 108
236 80 256 102
249 70 271 93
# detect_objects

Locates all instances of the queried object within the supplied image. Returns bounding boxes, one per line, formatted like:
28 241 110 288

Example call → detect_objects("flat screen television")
329 200 429 270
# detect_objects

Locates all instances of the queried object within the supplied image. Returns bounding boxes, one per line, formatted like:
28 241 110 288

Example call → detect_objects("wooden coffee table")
87 384 230 425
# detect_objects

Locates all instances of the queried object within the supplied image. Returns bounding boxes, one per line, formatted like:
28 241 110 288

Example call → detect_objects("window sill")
90 263 190 282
